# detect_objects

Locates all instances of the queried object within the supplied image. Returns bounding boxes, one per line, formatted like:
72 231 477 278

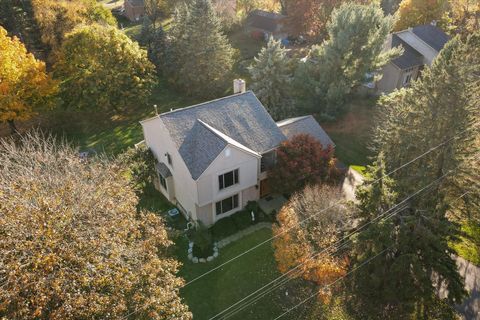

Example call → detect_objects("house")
124 0 145 21
140 82 334 226
376 24 450 93
246 10 287 40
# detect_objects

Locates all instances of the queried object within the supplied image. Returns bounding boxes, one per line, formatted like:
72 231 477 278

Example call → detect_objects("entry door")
260 179 270 198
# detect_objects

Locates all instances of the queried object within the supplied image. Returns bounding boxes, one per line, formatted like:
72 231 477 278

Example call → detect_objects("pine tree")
139 16 154 48
248 37 292 120
348 32 480 319
295 3 401 120
169 0 234 98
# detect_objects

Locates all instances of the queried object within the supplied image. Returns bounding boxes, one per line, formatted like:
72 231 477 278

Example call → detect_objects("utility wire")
123 129 471 320
272 247 392 320
210 170 451 320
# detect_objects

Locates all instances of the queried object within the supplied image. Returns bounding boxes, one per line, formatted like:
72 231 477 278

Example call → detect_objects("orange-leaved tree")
0 27 58 134
395 0 449 30
272 185 351 302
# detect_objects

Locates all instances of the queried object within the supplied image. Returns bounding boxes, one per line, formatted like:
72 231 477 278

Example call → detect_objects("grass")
176 228 312 320
350 165 367 175
320 97 377 167
450 221 480 265
44 79 197 155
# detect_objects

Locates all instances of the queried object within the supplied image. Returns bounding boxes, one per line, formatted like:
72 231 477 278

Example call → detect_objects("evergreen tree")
149 25 169 73
169 0 234 98
295 3 401 120
248 37 292 120
139 16 155 48
348 32 480 319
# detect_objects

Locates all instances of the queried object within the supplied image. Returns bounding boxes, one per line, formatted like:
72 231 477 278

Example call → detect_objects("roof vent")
233 79 246 94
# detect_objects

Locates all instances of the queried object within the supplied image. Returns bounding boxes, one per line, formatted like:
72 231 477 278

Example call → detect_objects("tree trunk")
7 119 18 135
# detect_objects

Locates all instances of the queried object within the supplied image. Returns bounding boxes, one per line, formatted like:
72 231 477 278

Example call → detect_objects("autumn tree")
443 0 480 36
0 27 58 134
145 0 170 27
0 132 191 319
273 185 351 301
395 0 449 30
295 3 400 120
248 37 292 120
53 24 156 111
270 134 339 195
31 0 116 56
168 0 234 98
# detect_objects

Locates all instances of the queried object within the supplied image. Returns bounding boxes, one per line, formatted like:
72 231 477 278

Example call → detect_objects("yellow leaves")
0 26 58 123
395 0 449 31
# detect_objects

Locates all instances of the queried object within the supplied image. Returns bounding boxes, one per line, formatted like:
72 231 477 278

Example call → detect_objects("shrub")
192 222 213 258
210 216 237 240
232 210 254 230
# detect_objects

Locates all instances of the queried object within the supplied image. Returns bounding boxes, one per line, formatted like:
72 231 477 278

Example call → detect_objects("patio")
258 194 287 214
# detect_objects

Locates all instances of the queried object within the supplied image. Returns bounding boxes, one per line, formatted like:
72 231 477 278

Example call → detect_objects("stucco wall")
141 118 198 220
242 185 259 206
377 62 402 93
196 203 214 226
196 146 259 207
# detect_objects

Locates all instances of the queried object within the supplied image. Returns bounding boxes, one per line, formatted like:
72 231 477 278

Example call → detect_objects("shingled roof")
389 34 424 69
247 9 286 33
412 24 449 52
160 91 286 179
277 116 334 149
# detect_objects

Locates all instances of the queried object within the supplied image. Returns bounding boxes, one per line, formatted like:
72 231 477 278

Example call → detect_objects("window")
159 174 167 190
166 153 172 166
216 194 239 215
218 169 239 190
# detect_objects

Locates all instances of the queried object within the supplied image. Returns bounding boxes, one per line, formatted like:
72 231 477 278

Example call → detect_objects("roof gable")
412 25 449 52
389 34 424 69
160 91 286 179
277 115 334 148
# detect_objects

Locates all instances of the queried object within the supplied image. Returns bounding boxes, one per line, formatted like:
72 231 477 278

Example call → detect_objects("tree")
168 0 234 98
270 134 339 195
395 0 448 31
0 132 191 319
0 27 58 134
53 24 156 111
145 0 170 28
139 16 155 47
248 37 292 120
443 0 480 36
273 185 351 301
295 3 401 120
31 0 116 56
347 33 480 319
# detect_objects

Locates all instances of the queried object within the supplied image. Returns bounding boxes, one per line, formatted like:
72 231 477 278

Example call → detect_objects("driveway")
455 256 480 319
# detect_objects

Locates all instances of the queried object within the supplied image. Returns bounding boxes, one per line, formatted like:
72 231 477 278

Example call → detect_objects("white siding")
141 118 199 220
196 146 259 207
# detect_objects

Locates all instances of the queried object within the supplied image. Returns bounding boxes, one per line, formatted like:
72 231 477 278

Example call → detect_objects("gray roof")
277 116 334 149
389 34 424 69
412 24 449 52
156 162 172 178
247 10 285 33
160 91 286 179
127 0 144 6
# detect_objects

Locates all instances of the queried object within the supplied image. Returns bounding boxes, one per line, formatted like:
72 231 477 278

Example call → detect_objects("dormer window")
219 169 239 190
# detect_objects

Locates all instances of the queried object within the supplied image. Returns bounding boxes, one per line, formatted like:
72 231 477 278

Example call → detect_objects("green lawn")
45 80 197 155
176 228 312 320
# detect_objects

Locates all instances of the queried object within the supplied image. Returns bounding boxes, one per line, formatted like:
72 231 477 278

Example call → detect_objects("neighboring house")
376 24 450 93
246 10 288 40
124 0 145 21
141 84 334 226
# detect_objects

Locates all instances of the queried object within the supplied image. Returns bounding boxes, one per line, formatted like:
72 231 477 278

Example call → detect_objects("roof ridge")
159 91 255 117
197 119 260 157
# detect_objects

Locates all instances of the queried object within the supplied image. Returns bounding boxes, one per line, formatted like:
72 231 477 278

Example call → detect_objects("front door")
260 179 270 198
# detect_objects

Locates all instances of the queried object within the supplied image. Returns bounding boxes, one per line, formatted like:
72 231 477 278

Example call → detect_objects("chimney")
233 79 246 94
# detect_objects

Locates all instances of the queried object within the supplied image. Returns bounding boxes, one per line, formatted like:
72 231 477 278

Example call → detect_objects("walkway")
216 222 272 249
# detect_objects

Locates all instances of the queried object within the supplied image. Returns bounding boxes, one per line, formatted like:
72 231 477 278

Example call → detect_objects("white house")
140 84 334 226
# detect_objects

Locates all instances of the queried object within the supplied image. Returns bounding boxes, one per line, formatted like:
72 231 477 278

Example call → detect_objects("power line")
123 129 470 320
210 170 451 320
272 247 392 320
